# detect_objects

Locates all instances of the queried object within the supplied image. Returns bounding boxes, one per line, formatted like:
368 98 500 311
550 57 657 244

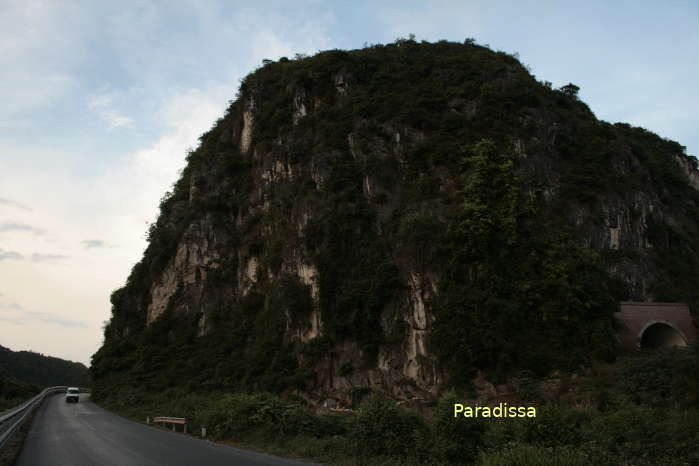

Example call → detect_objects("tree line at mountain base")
93 344 699 466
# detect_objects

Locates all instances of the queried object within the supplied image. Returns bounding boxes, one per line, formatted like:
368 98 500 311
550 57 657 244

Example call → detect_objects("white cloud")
0 84 231 363
0 1 85 123
105 112 134 128
82 239 107 249
0 197 32 211
86 94 113 110
24 310 88 328
31 253 68 263
87 92 134 129
99 86 229 219
0 296 87 328
0 222 45 235
0 249 23 261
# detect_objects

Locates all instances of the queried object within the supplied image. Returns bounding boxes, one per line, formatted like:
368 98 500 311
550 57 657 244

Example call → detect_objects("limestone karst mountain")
91 39 699 406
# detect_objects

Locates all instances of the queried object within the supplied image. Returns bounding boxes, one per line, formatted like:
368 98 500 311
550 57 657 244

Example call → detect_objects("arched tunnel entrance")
640 322 687 350
616 302 696 349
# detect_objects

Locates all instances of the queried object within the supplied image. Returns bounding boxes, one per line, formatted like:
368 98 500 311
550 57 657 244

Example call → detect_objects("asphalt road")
17 393 314 466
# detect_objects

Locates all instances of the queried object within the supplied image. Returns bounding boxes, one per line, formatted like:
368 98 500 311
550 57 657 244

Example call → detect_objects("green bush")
197 392 349 441
432 390 485 463
350 395 425 458
516 406 591 447
477 444 597 466
618 345 699 407
585 404 699 464
90 383 699 466
202 392 285 438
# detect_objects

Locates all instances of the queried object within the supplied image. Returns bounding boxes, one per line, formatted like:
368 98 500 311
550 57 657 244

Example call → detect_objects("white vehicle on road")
65 387 80 403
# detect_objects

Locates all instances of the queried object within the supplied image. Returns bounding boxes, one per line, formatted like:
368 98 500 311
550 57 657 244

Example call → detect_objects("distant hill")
0 344 89 388
0 376 39 410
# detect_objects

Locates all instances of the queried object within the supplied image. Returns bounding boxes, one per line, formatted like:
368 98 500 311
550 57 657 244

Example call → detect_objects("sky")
1 0 698 365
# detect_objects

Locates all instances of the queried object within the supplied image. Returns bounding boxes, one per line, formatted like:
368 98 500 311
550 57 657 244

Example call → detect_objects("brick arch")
616 302 697 349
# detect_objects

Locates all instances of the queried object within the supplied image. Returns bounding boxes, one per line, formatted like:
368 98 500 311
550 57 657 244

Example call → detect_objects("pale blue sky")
1 0 697 364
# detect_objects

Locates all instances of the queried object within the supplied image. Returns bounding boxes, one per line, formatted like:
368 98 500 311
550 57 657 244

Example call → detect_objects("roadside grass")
92 345 699 465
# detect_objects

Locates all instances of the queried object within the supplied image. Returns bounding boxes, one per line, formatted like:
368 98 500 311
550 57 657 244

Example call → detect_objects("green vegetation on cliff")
94 344 699 465
93 38 699 407
433 140 616 384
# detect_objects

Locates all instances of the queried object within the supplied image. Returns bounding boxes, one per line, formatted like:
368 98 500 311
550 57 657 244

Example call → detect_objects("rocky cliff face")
93 40 699 406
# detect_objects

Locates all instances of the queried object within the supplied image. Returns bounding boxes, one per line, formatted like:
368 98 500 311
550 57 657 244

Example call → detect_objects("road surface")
17 393 313 466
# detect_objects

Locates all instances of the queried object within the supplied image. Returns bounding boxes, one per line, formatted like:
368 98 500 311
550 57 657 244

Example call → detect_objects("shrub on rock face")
202 393 272 437
618 344 699 407
432 390 485 463
350 395 425 458
516 406 591 448
584 404 699 464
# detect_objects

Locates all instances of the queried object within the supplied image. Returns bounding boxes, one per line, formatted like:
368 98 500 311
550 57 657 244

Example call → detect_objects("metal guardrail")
148 416 188 433
0 386 67 450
